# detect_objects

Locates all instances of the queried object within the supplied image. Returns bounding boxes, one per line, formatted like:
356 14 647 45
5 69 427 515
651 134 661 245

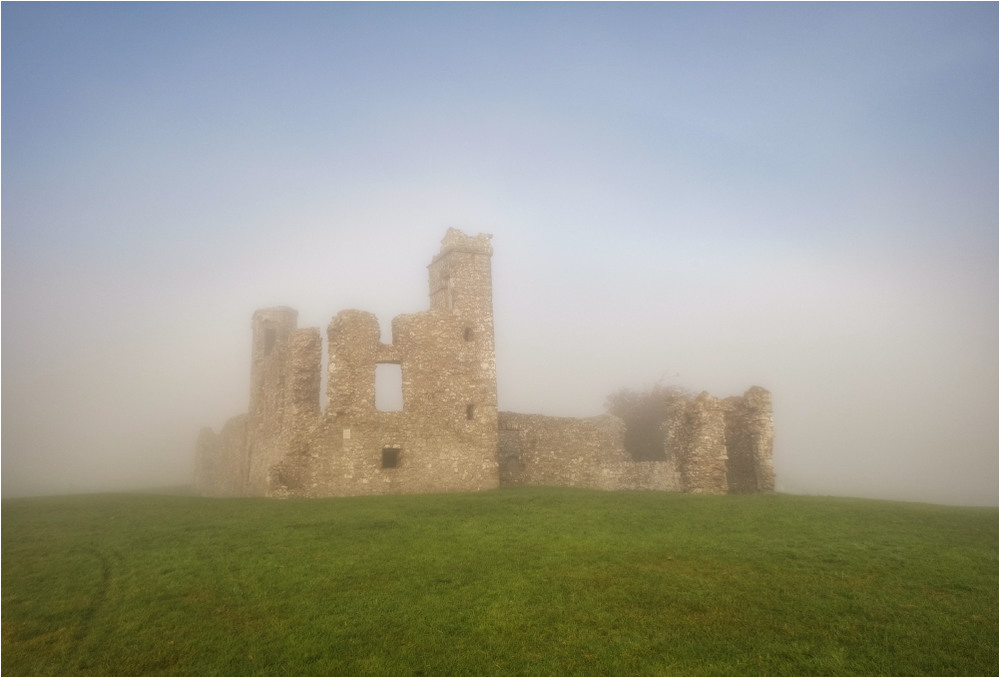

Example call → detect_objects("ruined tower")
196 229 774 498
249 306 298 421
424 229 498 431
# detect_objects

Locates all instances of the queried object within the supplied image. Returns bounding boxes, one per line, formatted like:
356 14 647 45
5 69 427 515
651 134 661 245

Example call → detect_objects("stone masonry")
196 229 775 497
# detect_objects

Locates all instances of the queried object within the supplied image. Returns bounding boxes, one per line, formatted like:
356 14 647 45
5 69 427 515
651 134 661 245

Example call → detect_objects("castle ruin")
196 229 774 498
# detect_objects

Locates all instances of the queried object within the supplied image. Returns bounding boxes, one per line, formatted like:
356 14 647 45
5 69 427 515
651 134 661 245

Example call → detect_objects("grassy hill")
2 487 996 676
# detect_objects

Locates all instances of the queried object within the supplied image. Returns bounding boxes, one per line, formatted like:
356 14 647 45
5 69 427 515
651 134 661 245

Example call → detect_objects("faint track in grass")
61 546 118 675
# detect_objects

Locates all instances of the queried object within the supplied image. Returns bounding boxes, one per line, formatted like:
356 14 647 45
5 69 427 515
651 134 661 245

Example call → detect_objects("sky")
3 2 996 505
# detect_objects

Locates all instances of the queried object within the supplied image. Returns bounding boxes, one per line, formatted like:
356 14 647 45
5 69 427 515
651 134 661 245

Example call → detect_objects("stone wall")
664 392 730 494
657 388 776 494
498 412 680 491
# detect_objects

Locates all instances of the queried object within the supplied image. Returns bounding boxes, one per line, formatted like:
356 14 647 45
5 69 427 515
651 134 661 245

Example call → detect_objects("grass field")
2 487 996 676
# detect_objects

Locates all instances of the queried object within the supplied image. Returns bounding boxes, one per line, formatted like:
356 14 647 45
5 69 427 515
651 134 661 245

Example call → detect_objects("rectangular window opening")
382 448 401 469
375 363 403 411
466 404 476 420
264 327 276 355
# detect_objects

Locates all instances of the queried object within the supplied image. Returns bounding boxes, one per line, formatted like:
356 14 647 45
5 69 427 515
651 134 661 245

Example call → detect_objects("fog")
3 3 996 506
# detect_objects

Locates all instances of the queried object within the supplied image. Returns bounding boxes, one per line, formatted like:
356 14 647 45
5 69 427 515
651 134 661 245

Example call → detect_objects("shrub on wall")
605 384 691 461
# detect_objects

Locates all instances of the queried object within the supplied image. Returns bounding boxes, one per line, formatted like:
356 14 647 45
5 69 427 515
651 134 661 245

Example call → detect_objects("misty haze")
2 4 996 505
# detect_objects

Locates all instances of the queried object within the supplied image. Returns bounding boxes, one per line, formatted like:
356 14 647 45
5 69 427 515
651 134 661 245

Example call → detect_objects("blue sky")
3 2 996 504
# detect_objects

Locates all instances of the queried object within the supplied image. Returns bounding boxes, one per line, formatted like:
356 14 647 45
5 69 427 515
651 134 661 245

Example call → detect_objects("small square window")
463 327 474 342
382 448 401 469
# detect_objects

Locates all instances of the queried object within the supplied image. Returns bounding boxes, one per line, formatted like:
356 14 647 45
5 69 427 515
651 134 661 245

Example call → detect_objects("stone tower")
425 229 497 427
249 306 298 421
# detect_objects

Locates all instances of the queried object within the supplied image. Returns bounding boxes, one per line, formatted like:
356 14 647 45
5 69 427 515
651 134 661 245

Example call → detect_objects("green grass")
2 487 996 676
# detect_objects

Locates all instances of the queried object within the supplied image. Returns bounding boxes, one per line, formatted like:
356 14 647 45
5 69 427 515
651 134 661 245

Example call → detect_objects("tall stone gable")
196 229 775 497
